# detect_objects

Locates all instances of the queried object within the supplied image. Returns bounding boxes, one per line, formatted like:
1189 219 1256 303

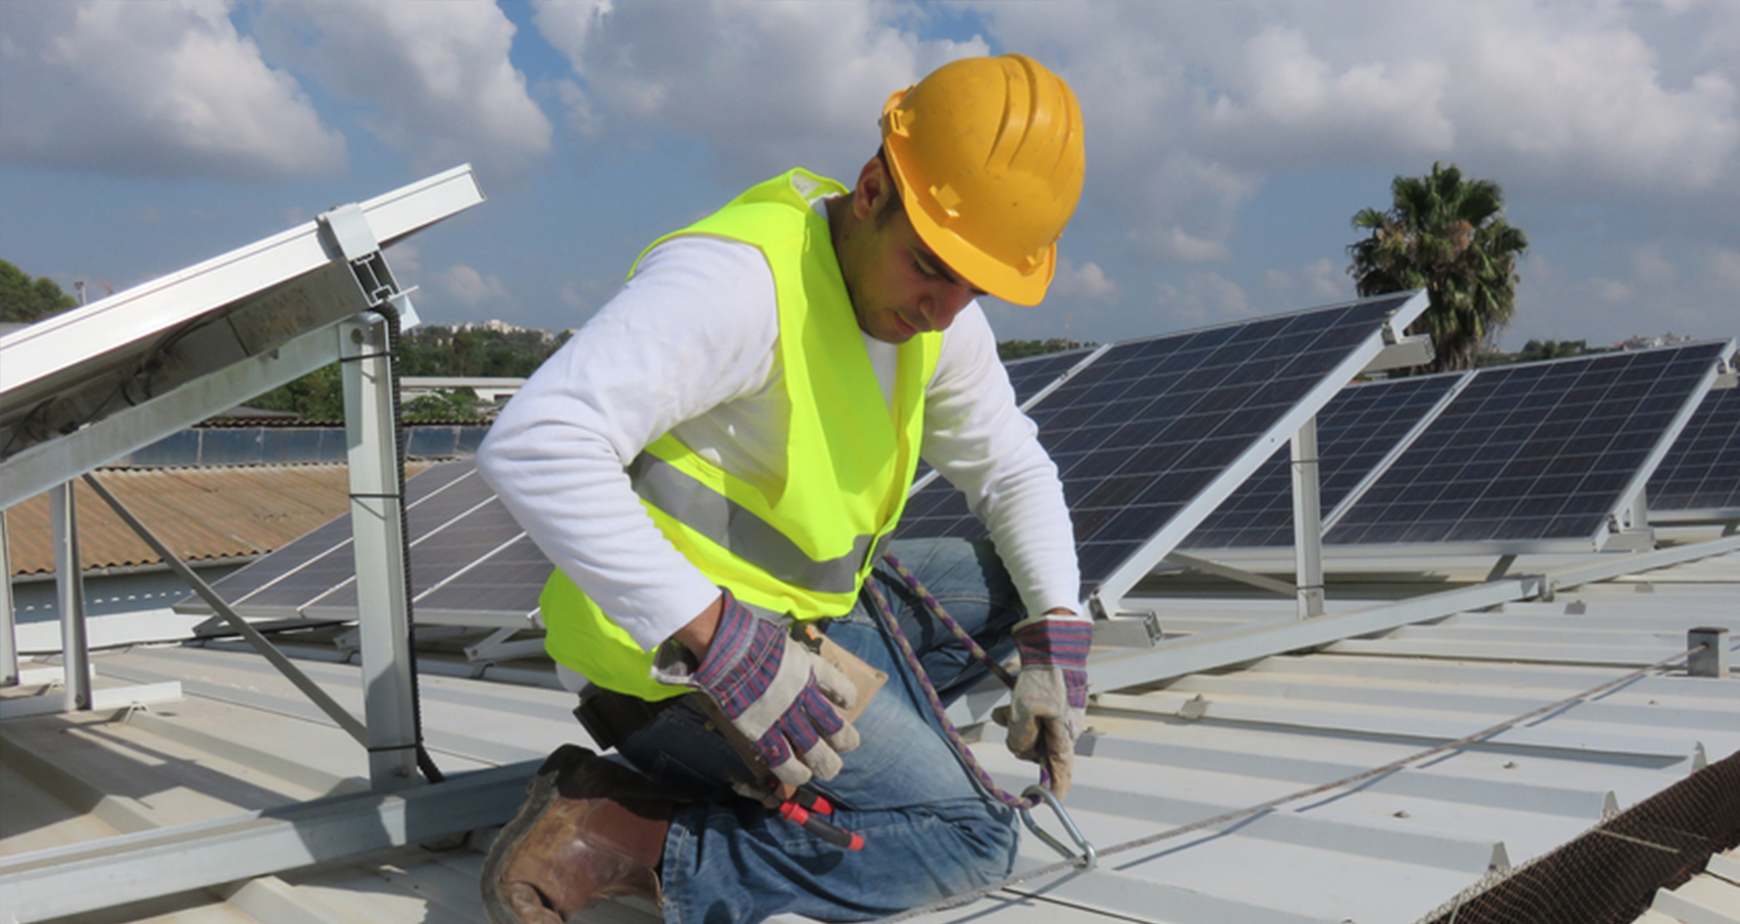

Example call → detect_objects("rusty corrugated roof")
4 463 430 577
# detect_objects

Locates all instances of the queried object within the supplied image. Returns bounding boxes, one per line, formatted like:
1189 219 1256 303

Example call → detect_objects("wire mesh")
1413 746 1740 924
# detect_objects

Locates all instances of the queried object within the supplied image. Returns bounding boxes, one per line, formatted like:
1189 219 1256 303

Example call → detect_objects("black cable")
374 299 445 785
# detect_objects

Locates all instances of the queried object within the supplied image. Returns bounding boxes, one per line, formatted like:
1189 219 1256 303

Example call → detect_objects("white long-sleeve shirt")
477 221 1080 653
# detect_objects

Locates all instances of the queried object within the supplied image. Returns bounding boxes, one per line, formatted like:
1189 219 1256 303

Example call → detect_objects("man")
477 54 1089 923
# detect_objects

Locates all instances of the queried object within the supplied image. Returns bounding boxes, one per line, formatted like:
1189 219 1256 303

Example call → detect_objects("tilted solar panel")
414 534 550 623
1181 372 1467 550
1325 341 1735 550
1004 347 1095 406
183 458 492 615
896 292 1428 607
1646 382 1740 518
190 293 1428 624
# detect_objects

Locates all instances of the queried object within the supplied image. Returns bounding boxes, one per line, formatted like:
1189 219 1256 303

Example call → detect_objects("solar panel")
307 484 525 614
185 459 492 615
194 293 1429 625
1004 347 1096 405
1646 382 1740 518
415 534 550 624
1181 372 1467 550
896 292 1428 607
1325 341 1735 550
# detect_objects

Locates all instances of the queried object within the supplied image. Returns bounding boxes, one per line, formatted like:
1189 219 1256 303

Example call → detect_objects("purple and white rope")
866 552 1049 810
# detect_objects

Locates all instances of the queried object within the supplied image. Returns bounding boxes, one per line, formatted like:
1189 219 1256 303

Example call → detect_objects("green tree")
1347 163 1529 374
0 260 77 324
403 387 481 422
247 362 345 421
997 338 1095 361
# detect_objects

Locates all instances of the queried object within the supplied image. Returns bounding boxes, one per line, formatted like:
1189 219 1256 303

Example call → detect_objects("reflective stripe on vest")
626 452 880 596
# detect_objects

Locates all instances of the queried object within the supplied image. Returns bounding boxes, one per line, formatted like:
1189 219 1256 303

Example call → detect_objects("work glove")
654 590 859 788
1004 613 1091 798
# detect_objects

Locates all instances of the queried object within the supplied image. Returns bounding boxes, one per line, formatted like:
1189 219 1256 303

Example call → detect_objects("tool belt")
571 684 682 752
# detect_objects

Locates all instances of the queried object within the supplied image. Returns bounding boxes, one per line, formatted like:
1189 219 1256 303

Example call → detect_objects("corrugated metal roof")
3 544 1734 923
1635 846 1740 923
4 463 430 577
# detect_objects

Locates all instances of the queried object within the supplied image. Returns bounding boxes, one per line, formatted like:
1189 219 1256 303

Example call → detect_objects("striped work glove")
1006 614 1091 798
655 590 859 788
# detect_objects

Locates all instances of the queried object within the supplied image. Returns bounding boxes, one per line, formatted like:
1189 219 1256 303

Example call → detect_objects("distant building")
1615 332 1697 350
451 319 557 342
399 376 525 407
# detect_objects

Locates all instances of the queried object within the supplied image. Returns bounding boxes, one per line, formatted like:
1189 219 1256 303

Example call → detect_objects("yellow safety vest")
540 169 943 701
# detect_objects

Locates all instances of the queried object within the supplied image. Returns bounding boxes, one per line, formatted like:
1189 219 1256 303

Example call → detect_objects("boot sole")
480 744 592 924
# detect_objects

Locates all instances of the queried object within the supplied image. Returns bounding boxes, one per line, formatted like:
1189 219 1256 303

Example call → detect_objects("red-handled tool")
730 780 865 850
778 795 864 850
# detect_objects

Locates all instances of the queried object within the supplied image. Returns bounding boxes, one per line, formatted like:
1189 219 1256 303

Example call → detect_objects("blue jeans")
614 538 1027 924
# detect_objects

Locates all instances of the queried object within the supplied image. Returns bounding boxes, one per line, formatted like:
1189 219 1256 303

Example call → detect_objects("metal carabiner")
1017 784 1097 871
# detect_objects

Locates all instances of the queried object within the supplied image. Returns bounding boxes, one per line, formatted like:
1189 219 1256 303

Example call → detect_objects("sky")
3 0 1738 351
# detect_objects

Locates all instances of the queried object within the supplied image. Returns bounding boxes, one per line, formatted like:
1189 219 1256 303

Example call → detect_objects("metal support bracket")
1091 612 1163 649
1362 333 1435 373
463 627 547 665
1290 416 1326 619
1688 627 1730 678
1165 552 1297 598
341 313 421 791
51 484 91 711
319 203 420 328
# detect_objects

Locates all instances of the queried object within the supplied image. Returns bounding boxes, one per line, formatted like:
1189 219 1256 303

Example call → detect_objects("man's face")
838 164 984 344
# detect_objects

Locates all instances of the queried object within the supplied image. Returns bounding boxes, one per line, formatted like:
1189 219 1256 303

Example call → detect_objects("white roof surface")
3 542 1737 924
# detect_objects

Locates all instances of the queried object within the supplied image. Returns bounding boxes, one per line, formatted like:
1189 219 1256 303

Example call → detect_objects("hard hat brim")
883 136 1057 308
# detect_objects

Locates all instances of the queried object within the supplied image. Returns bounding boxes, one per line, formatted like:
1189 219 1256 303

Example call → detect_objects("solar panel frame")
897 291 1430 613
1323 340 1737 554
1646 379 1740 522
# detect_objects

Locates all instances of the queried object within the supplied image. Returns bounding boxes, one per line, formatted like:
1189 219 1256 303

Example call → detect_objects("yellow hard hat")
880 54 1085 307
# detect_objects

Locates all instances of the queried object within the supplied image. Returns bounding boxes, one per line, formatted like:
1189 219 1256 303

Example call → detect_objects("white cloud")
438 264 510 306
972 0 1740 256
1711 248 1740 289
558 284 590 311
0 0 344 180
1049 257 1120 303
1630 244 1676 284
1590 278 1634 303
254 1 551 178
1142 226 1232 264
1303 259 1346 299
1154 272 1253 327
531 0 989 182
1444 5 1739 190
1204 24 1455 157
385 242 422 282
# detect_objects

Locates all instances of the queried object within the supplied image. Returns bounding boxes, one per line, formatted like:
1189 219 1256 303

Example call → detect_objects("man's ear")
852 156 890 221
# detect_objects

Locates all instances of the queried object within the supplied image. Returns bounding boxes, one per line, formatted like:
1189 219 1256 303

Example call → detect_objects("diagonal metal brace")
80 473 367 745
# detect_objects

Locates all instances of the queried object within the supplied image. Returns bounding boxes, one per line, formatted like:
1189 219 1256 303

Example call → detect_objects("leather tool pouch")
800 624 887 725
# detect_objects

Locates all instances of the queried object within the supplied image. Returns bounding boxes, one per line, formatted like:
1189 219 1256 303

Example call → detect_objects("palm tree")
1347 163 1529 373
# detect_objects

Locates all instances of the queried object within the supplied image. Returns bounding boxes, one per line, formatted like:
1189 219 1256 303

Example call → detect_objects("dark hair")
874 146 905 228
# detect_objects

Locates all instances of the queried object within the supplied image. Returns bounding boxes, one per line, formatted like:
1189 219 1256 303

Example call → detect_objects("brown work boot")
482 745 680 923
